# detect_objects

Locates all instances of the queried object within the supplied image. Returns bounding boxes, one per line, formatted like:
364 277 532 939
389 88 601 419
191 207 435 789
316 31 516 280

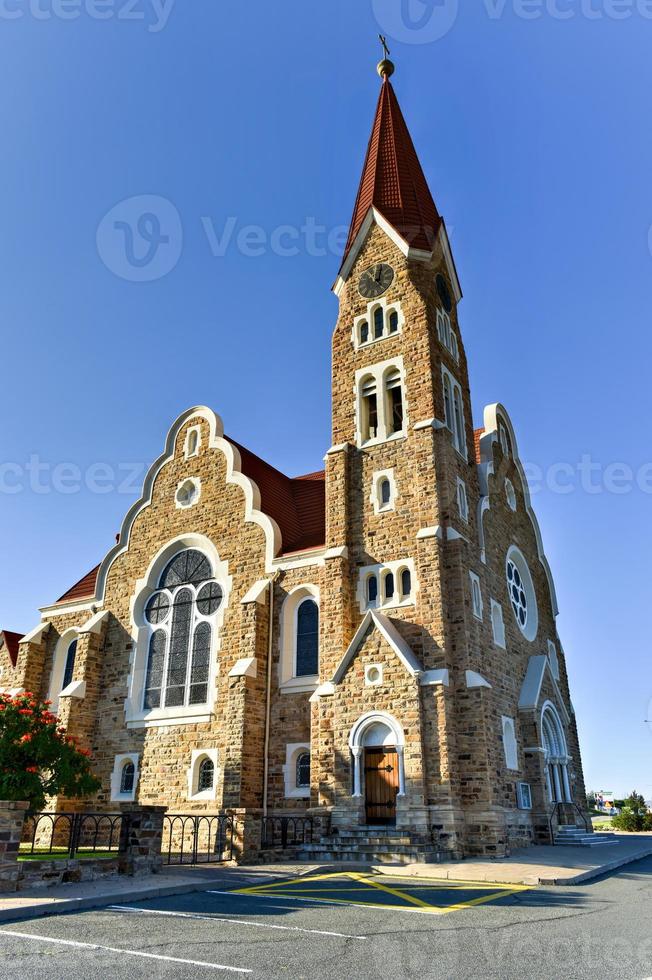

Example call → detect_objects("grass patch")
18 847 119 862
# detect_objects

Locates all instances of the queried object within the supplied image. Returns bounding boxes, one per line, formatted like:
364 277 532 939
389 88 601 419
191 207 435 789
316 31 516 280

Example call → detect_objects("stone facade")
0 69 589 861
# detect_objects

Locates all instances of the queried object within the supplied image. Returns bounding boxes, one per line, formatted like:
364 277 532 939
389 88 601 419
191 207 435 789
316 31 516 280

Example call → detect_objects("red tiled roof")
342 75 441 265
1 630 24 667
473 428 484 464
53 443 326 605
228 440 325 554
56 564 100 604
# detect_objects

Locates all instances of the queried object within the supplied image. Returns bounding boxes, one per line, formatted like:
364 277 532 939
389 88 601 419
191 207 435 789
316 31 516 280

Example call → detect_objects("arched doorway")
541 703 571 803
349 712 405 826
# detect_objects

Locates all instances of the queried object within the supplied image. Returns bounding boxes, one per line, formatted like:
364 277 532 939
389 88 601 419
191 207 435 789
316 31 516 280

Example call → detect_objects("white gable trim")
518 654 570 724
95 407 283 600
331 610 423 685
479 403 559 617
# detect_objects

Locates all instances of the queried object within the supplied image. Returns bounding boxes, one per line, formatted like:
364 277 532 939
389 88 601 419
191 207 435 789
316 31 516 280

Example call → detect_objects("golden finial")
377 34 395 79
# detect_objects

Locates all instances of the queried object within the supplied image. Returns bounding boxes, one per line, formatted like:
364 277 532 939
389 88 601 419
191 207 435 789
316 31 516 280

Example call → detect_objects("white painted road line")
0 929 251 973
110 903 368 940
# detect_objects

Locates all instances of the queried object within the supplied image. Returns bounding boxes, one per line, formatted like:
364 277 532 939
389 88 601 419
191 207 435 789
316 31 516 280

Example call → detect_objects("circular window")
145 591 170 625
505 480 517 511
436 273 453 313
196 581 223 616
505 547 538 641
176 479 200 509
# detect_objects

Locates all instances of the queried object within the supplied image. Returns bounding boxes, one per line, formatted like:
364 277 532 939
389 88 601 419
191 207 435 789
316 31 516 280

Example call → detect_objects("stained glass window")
198 757 214 791
296 752 310 788
62 640 77 691
120 761 135 794
143 550 223 712
296 599 318 677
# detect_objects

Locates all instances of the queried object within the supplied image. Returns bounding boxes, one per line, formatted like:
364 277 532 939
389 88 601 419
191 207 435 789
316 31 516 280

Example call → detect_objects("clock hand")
374 265 381 282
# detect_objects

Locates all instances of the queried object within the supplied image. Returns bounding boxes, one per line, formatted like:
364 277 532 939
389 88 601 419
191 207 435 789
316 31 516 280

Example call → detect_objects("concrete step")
301 842 436 856
555 834 617 847
297 847 442 865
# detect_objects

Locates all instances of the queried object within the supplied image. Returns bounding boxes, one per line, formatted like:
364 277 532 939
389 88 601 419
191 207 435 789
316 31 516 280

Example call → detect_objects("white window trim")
175 477 201 510
187 748 219 801
506 544 539 642
502 716 520 772
365 664 384 687
355 356 408 449
352 297 405 350
456 477 469 523
490 599 506 649
184 425 202 459
278 585 320 693
48 629 79 715
441 365 467 458
469 571 483 621
356 559 417 613
505 479 517 512
547 640 560 681
110 753 140 802
436 308 459 362
370 468 397 515
125 537 232 729
283 743 311 799
517 781 533 810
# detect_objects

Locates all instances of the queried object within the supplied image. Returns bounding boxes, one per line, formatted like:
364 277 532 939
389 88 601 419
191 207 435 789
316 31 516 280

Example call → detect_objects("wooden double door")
364 747 399 825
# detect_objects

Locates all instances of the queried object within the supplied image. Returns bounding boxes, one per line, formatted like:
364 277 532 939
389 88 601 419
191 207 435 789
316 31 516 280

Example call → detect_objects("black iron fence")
161 813 235 865
261 815 313 850
22 811 123 859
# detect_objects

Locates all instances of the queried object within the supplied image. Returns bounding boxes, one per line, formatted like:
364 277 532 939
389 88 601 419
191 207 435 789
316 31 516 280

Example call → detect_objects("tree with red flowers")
0 692 100 809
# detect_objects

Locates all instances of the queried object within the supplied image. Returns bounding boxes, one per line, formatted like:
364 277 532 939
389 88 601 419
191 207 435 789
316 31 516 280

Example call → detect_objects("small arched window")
384 369 404 435
359 320 369 344
373 306 384 339
361 376 378 442
367 575 378 605
400 568 411 598
380 477 391 507
296 751 310 789
296 599 319 677
120 761 135 795
383 572 395 601
62 639 77 691
388 310 399 334
198 756 215 792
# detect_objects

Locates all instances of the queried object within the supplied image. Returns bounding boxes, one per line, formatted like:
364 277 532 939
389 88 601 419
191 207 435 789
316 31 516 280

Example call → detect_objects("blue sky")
1 1 650 796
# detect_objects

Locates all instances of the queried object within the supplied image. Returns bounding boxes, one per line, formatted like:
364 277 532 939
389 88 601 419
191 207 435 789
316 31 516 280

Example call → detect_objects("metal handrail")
548 800 590 843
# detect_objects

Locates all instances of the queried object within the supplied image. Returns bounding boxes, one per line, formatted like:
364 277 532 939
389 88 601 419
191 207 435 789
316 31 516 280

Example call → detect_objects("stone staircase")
297 826 444 865
554 825 618 848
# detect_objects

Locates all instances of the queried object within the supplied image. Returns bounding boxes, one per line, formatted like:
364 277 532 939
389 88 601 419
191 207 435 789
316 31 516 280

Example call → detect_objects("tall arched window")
380 477 391 507
373 306 384 339
384 368 404 435
295 599 319 677
541 705 571 803
359 320 369 344
383 571 395 601
143 549 223 710
400 568 411 598
361 376 378 442
367 574 378 605
388 310 399 334
62 639 77 691
443 374 453 430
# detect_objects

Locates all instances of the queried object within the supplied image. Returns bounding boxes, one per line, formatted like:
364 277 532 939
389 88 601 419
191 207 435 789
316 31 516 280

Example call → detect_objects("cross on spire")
379 34 390 60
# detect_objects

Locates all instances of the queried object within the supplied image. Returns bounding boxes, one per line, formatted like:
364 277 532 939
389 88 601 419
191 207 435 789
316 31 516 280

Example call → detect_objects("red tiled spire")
343 70 441 263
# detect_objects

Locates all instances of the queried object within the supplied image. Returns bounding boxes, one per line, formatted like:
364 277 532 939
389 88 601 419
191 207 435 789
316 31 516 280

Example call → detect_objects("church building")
1 56 589 860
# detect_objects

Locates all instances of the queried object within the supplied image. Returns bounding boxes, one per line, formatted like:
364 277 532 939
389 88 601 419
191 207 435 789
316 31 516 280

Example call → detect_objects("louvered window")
143 549 222 711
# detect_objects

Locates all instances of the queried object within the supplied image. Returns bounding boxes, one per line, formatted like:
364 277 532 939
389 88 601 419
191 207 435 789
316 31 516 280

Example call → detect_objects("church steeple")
341 58 442 269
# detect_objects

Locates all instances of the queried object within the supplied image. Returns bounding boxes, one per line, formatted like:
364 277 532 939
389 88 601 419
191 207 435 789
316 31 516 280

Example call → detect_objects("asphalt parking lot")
2 857 652 979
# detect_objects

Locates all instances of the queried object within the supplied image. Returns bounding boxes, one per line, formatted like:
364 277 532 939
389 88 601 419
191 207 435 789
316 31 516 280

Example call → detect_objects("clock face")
359 263 394 299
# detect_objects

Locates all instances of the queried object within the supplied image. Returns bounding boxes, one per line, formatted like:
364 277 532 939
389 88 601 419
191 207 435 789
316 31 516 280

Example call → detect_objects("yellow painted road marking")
231 871 530 916
346 872 433 909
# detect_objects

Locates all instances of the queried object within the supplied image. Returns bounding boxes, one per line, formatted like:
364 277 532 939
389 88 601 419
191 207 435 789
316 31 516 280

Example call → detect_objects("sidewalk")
374 833 652 886
1 834 651 922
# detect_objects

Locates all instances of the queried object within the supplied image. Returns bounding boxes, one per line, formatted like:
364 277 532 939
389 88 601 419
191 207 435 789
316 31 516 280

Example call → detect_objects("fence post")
0 801 29 893
118 805 167 877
